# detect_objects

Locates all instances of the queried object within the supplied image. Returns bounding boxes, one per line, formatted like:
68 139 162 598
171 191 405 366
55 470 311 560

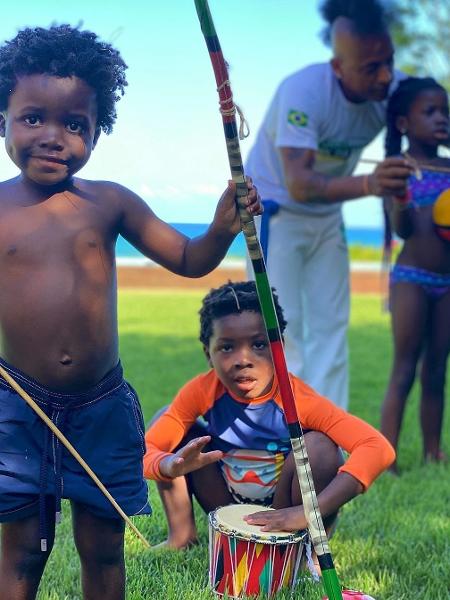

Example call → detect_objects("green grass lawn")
37 291 449 600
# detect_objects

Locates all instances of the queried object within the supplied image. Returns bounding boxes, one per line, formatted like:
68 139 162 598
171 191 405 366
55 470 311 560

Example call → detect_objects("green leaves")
391 1 450 90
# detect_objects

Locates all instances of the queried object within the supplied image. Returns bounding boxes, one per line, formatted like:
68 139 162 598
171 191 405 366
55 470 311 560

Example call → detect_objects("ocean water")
116 223 383 259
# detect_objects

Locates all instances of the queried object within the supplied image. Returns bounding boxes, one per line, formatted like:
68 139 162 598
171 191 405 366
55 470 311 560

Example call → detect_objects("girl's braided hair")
385 76 446 157
383 77 446 267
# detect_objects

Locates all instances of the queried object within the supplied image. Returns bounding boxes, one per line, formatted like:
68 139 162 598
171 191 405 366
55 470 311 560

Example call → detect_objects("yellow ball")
433 189 450 241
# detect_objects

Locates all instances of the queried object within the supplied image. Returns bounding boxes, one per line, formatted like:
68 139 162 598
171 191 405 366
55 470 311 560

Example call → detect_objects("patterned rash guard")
144 371 395 502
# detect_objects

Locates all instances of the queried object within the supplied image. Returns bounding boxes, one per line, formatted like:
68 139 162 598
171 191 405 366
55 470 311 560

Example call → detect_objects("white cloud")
188 183 222 196
138 183 157 198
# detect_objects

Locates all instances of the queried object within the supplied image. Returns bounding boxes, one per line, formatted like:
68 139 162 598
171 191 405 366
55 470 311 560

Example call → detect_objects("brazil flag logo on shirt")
288 109 308 127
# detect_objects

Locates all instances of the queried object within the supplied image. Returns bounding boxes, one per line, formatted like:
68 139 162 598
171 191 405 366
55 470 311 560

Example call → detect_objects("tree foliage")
390 0 450 89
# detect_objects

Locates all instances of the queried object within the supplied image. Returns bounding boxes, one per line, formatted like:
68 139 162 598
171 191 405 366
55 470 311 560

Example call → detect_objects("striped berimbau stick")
194 1 343 598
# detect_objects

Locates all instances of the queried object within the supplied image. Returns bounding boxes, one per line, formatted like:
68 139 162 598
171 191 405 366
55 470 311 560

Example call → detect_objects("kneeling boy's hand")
243 506 307 533
213 178 262 236
159 436 223 479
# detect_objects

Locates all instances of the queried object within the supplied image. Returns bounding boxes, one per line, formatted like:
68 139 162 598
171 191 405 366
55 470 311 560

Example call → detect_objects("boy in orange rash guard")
144 281 395 548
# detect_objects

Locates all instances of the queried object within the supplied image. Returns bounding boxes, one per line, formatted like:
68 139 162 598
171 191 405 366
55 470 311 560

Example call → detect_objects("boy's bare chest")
0 196 115 266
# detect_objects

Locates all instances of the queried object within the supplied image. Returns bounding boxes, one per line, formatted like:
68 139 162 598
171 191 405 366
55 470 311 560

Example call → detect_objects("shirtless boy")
0 24 260 600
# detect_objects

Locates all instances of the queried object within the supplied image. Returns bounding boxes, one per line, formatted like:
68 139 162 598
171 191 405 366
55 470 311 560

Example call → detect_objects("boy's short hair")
0 24 127 134
199 280 287 346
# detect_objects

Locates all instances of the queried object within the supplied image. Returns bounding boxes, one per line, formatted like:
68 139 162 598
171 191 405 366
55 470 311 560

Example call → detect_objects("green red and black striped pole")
194 1 343 599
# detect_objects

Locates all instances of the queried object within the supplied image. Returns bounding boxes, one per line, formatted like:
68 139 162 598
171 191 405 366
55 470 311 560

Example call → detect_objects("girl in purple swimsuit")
381 77 450 473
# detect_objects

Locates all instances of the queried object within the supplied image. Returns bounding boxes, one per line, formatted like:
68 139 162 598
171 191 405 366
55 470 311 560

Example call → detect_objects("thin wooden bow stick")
0 364 150 549
359 157 450 176
194 1 343 598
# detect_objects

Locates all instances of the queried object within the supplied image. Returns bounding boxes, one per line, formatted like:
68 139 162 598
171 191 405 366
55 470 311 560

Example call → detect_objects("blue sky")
0 0 387 228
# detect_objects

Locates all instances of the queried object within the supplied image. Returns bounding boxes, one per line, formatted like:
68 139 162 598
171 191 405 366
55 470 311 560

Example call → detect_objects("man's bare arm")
280 147 414 204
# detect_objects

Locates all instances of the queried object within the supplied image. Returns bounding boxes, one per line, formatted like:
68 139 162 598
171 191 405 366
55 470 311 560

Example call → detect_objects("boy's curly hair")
320 0 393 45
199 280 287 347
0 24 127 134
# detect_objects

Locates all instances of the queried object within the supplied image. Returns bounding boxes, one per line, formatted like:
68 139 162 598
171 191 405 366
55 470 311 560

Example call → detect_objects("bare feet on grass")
424 450 448 464
388 450 448 476
151 535 199 551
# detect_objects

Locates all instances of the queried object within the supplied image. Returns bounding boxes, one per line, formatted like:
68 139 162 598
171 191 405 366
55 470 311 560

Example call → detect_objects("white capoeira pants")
249 207 349 410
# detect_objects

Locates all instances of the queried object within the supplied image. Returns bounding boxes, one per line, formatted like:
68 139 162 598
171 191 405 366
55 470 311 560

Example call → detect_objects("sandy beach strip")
117 258 383 294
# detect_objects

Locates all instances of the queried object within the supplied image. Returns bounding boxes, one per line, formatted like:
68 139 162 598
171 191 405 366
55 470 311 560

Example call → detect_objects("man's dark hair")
0 24 128 134
320 0 393 45
199 280 287 347
385 77 447 156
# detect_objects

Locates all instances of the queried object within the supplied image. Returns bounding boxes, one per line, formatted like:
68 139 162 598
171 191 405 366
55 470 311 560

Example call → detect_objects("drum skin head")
209 503 306 597
211 504 305 543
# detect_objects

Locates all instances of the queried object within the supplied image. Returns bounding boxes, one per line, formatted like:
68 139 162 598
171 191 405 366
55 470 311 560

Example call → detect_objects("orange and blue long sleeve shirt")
144 370 395 495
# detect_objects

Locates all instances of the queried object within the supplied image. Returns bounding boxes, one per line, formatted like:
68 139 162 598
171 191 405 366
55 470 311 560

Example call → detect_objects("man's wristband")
362 174 371 196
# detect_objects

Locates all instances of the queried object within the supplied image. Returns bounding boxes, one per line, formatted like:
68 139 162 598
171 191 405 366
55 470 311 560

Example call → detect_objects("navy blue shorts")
0 358 151 523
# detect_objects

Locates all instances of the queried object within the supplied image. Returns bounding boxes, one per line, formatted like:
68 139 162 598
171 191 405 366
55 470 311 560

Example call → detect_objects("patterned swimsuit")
390 170 450 298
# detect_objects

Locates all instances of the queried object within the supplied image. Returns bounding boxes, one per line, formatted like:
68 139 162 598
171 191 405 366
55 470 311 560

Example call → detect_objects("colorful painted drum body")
209 504 307 598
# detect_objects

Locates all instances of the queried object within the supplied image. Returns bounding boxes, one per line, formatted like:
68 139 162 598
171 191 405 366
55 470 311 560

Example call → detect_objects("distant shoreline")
116 256 381 270
116 227 385 263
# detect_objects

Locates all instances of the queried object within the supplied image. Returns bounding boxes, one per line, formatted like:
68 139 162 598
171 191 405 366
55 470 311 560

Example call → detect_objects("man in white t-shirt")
246 0 412 409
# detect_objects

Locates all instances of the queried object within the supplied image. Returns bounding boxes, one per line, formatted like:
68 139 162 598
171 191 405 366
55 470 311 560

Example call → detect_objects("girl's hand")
243 506 307 532
213 178 263 236
159 436 223 479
